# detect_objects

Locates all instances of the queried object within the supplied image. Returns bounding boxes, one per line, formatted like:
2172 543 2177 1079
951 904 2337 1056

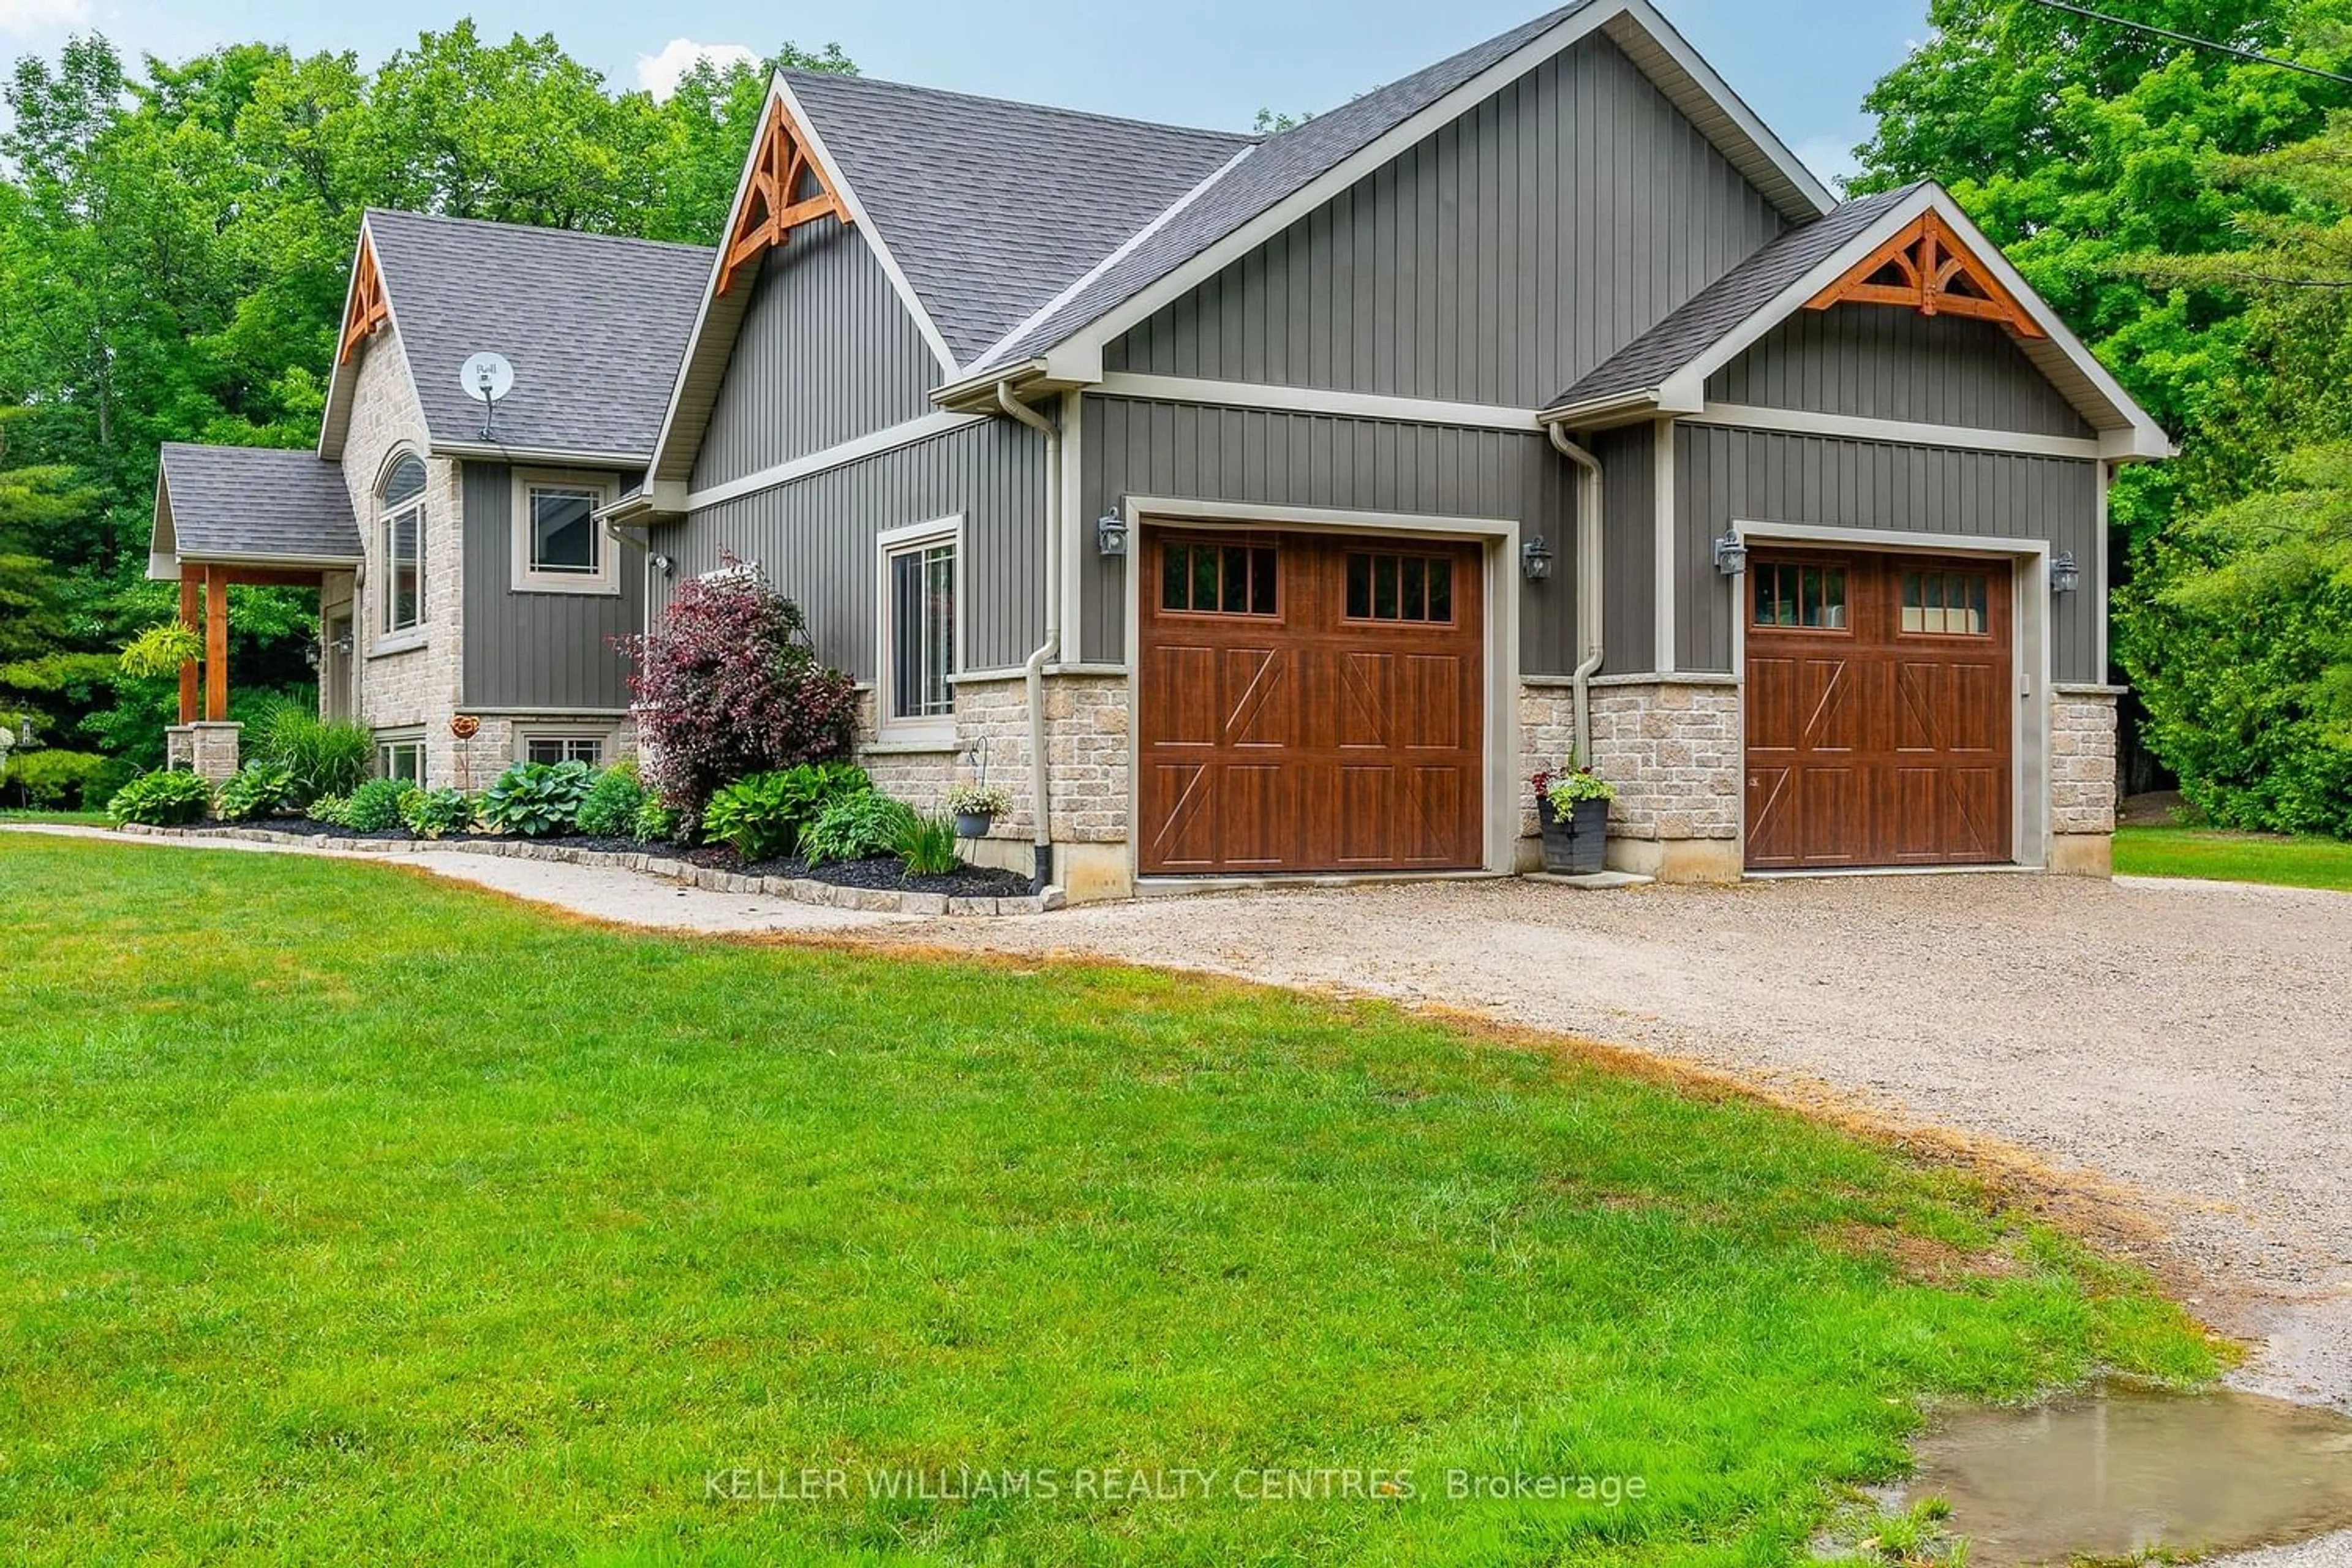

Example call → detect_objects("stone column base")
175 722 242 782
1603 836 1744 884
2049 833 2114 878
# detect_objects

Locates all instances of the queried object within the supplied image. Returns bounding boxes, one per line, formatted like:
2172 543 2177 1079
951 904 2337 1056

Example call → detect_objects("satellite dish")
459 351 514 439
461 351 514 404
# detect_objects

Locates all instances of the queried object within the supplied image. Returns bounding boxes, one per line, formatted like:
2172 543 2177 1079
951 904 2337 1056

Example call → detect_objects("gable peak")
718 94 851 298
1804 209 2046 340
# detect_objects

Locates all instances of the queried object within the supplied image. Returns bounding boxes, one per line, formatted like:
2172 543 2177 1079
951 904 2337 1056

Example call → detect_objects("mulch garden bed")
222 818 1028 898
682 844 1032 899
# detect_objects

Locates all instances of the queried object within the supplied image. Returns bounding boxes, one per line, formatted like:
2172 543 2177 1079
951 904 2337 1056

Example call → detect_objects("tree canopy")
1858 0 2352 834
0 27 850 795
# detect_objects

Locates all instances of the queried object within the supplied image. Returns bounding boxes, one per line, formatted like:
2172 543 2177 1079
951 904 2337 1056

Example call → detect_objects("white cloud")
0 0 92 40
636 38 762 100
1794 134 1864 192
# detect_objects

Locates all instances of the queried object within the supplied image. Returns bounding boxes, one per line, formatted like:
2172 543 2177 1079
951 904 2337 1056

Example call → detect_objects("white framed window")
377 735 425 783
876 517 962 741
522 734 605 766
379 453 427 636
511 469 619 594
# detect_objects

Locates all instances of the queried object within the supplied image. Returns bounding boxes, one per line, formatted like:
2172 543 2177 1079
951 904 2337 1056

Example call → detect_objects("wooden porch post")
177 567 200 725
204 565 228 722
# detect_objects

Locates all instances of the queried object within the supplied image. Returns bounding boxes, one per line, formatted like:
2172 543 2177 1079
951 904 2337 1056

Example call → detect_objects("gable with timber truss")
340 232 390 364
1805 210 2045 340
717 97 850 298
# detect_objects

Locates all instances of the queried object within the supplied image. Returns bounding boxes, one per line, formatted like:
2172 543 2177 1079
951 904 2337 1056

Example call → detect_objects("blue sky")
0 0 1932 186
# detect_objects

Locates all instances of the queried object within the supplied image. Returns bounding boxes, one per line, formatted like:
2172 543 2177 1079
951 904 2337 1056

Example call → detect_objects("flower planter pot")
954 811 995 839
1538 796 1610 876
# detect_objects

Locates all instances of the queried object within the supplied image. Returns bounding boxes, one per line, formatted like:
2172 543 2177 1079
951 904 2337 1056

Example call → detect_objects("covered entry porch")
149 443 363 778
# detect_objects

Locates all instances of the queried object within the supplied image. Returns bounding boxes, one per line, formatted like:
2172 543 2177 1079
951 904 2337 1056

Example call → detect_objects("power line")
2019 0 2352 86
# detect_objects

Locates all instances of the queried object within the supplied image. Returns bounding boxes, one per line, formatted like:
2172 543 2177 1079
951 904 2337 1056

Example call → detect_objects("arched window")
379 454 427 635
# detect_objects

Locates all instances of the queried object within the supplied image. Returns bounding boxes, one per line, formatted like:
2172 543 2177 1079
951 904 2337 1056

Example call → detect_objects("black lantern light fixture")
1520 534 1554 581
1096 508 1129 557
2050 549 2081 595
1713 530 1749 576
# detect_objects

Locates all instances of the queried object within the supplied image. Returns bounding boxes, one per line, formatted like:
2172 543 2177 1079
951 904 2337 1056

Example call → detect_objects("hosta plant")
401 787 477 840
213 763 296 823
481 760 595 837
105 767 213 827
700 761 871 862
306 793 352 828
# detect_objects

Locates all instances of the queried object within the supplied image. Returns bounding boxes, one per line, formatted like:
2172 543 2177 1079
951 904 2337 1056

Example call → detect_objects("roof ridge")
363 206 715 257
779 66 1257 147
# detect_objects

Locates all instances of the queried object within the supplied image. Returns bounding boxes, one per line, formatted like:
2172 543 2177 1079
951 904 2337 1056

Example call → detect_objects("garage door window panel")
1345 551 1455 624
1163 540 1276 616
1753 561 1847 630
1900 570 1991 635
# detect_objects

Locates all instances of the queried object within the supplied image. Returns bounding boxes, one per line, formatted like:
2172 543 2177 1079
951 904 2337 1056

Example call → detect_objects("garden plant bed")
682 843 1031 899
117 822 1058 915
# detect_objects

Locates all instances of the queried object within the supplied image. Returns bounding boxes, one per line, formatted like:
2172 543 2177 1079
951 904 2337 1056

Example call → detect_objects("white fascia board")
432 441 650 467
1042 2 1628 377
1607 0 1834 219
932 359 1048 409
643 89 777 486
646 81 964 485
771 75 961 379
683 409 983 513
1096 372 1543 432
1657 184 2172 455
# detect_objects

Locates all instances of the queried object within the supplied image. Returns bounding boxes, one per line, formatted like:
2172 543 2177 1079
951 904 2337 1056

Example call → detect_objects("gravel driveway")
908 872 2352 1412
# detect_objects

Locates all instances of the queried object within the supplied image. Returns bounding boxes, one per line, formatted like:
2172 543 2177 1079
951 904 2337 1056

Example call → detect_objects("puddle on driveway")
1898 1386 2352 1565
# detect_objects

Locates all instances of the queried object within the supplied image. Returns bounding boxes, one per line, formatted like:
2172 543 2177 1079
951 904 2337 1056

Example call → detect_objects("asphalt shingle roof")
965 2 1597 374
364 209 713 457
1542 182 1923 410
159 443 361 562
782 70 1253 365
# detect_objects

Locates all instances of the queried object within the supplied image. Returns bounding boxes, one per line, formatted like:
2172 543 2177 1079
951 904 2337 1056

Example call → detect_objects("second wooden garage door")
1137 528 1484 876
1745 549 2013 869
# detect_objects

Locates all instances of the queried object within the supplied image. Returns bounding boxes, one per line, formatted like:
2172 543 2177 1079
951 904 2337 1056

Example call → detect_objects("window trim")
375 729 426 784
377 449 428 638
514 728 610 767
874 514 965 744
510 468 620 595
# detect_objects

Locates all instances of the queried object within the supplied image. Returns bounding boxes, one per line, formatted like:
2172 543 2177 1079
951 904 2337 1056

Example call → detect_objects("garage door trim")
1729 519 2056 871
1118 495 1525 887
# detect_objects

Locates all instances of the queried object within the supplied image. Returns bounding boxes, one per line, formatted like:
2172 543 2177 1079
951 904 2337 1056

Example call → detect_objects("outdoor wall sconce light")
302 635 322 670
1096 508 1129 557
1713 530 1749 576
649 552 676 578
1521 535 1554 581
2050 550 2081 594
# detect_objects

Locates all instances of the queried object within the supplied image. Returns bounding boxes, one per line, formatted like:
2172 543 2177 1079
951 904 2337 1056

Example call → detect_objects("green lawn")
2116 821 2352 892
0 837 2217 1565
0 807 107 826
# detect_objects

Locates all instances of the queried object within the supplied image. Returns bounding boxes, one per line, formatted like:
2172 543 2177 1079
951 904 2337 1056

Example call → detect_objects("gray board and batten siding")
1075 396 1583 674
689 220 941 494
1101 32 1787 407
1671 426 2101 680
1706 304 2095 437
662 418 1049 682
460 462 646 711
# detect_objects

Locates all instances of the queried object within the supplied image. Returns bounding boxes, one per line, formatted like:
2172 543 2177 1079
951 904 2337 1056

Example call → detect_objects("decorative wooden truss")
716 98 850 297
1805 211 2045 339
339 233 390 364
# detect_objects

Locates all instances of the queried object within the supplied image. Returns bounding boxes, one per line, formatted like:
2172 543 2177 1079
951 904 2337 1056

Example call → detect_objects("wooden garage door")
1745 550 2013 870
1137 528 1484 875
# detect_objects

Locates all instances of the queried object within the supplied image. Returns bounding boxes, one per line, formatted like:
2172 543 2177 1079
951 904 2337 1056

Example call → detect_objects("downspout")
1545 421 1605 763
995 383 1061 892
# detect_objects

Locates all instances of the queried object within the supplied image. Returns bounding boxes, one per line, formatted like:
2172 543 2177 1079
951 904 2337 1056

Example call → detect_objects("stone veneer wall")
1524 677 1741 838
341 326 466 786
854 674 1132 896
2049 685 2120 875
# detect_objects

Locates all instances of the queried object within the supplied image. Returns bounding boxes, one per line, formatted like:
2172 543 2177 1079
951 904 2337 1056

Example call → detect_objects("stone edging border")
116 823 1062 917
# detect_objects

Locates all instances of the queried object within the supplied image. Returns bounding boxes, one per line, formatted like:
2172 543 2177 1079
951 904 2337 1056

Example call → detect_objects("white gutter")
993 383 1062 892
1545 421 1605 763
